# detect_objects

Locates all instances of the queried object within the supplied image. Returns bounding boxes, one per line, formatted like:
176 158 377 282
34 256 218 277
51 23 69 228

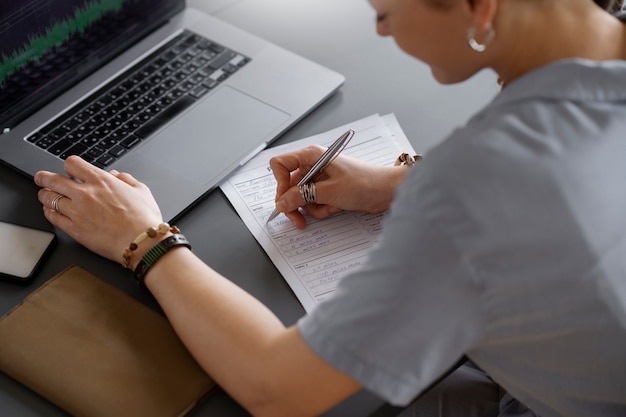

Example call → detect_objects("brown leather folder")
0 266 216 417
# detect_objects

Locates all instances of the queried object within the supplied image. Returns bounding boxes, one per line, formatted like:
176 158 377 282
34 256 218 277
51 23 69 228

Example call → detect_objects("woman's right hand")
269 145 409 229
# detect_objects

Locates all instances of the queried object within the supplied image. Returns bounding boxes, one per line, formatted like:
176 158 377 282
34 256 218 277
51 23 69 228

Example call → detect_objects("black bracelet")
133 234 191 286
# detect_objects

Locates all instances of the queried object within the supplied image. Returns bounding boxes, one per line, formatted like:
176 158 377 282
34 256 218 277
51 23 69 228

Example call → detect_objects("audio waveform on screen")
0 0 125 83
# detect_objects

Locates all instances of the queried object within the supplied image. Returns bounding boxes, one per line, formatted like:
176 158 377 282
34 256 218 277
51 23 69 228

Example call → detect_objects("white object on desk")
220 114 417 312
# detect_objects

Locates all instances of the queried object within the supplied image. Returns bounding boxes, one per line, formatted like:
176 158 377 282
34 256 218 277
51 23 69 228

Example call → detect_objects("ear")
466 0 499 29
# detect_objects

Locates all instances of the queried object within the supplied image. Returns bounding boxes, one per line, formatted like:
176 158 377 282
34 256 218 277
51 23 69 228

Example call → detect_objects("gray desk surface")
0 0 500 415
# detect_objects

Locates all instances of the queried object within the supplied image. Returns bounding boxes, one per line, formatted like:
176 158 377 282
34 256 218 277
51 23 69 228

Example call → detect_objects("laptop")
0 0 344 221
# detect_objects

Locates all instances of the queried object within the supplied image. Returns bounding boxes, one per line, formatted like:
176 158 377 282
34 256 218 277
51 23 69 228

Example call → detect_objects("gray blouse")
299 58 626 417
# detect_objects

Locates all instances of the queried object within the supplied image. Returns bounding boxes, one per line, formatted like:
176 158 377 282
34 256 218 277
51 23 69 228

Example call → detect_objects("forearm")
141 248 359 417
143 248 286 409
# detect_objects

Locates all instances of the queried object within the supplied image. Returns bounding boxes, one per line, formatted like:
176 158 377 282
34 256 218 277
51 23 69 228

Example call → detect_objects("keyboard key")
223 64 239 74
206 51 236 70
121 135 141 149
48 127 66 141
99 138 119 149
35 136 56 149
87 146 105 158
202 79 218 90
49 139 72 156
27 131 44 143
189 85 209 99
108 130 128 142
108 145 127 158
96 154 116 166
80 153 96 164
81 135 100 146
61 143 89 159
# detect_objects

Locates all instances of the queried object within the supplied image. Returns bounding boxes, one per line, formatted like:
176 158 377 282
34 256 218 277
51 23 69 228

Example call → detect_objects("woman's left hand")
34 155 164 266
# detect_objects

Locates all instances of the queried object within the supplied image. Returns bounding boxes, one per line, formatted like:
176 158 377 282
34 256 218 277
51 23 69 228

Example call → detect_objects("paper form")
220 114 417 312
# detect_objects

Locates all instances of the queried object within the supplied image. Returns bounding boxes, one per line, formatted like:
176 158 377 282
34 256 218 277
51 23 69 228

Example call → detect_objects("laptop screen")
0 0 184 129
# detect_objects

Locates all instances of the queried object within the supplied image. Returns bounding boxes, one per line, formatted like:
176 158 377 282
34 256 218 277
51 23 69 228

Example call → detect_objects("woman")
35 0 626 416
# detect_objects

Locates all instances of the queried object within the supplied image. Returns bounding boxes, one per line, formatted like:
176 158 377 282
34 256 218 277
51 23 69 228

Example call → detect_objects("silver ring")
299 182 317 205
51 194 65 213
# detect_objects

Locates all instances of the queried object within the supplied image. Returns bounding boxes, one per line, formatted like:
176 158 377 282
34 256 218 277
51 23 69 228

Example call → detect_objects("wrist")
368 165 411 212
128 231 174 271
134 233 192 287
122 222 179 271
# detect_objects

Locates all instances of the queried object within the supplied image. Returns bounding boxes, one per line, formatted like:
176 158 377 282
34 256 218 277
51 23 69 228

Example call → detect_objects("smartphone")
0 221 56 285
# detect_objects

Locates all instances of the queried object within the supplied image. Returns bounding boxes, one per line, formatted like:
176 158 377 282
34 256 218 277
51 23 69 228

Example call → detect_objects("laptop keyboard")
26 30 250 169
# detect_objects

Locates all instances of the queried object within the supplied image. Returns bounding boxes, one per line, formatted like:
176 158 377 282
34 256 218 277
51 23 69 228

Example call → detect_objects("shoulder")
396 59 626 285
424 58 626 190
404 56 626 298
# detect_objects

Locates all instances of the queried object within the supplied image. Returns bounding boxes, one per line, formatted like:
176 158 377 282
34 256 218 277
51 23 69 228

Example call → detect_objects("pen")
266 128 355 223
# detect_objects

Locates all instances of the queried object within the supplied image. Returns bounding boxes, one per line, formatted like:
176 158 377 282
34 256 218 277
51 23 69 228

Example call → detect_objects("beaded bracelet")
394 152 423 167
134 234 192 286
122 222 180 269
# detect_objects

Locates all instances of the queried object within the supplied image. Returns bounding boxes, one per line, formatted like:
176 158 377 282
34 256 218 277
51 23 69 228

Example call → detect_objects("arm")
33 156 360 417
141 246 362 417
270 145 411 229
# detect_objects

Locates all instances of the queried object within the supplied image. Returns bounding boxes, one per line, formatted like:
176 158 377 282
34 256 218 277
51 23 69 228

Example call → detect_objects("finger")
42 204 74 234
39 189 71 216
276 185 308 213
284 210 307 230
34 155 92 195
278 175 335 211
270 147 322 178
302 204 343 220
114 171 142 187
34 170 79 201
37 188 50 207
63 155 103 183
269 154 301 198
270 146 325 197
60 156 140 192
108 168 143 188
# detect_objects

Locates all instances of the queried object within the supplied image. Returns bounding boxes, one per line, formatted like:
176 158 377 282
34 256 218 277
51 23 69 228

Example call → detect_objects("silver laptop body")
0 1 344 220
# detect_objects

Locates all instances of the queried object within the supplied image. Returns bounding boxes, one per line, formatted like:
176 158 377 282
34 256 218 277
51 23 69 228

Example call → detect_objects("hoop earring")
467 23 495 52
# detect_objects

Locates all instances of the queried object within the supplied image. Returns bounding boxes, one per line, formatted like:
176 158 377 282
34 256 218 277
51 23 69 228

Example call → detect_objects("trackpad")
141 86 289 185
